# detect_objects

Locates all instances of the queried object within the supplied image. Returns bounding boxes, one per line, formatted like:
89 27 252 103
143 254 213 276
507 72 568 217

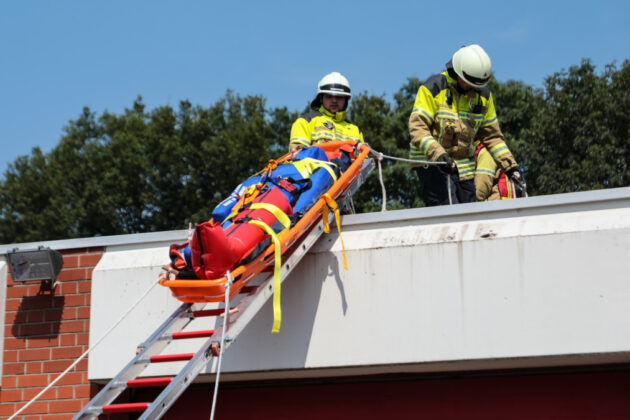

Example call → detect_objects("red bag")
190 186 292 279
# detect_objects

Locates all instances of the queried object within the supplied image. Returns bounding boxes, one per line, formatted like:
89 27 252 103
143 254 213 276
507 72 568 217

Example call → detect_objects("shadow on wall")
11 291 65 338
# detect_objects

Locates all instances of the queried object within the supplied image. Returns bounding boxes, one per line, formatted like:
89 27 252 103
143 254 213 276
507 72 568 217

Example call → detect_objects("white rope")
9 280 160 420
209 271 233 420
363 145 447 212
375 152 387 212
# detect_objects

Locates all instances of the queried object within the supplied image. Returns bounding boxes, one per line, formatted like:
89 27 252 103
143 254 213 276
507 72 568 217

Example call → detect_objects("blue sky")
2 0 629 175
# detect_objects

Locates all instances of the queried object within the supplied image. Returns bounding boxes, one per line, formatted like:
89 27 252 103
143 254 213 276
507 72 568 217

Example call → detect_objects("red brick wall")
1 248 103 420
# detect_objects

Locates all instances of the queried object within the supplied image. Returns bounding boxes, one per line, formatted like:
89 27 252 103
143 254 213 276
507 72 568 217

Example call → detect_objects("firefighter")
474 142 520 201
408 44 522 206
289 72 364 151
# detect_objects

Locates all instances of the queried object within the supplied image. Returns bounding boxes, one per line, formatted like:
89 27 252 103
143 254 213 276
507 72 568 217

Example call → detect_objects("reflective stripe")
475 168 495 177
436 109 458 119
455 158 475 178
481 115 498 126
411 107 434 124
489 143 510 158
409 136 437 161
249 202 291 230
290 137 311 148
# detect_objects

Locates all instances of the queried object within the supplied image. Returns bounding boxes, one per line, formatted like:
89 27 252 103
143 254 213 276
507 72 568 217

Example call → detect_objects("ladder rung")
102 402 150 413
127 377 173 388
150 353 194 363
172 329 216 339
240 286 257 294
193 308 233 317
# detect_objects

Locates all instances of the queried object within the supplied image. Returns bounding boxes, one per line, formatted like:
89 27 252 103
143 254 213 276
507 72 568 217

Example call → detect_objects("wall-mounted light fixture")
7 246 64 290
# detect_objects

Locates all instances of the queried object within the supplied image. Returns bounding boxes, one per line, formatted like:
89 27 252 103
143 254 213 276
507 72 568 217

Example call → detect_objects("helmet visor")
462 70 490 87
319 83 351 96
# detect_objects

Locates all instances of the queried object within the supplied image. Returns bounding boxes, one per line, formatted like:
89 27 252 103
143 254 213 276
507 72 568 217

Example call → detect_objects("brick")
77 280 92 294
56 386 74 399
52 346 84 360
63 295 86 308
4 350 18 363
6 286 30 299
43 360 75 374
19 295 64 311
24 386 56 401
74 385 92 399
62 255 79 269
57 269 87 282
17 374 49 388
77 307 91 320
0 403 17 416
0 389 22 402
48 398 85 413
59 335 75 346
4 362 25 375
2 376 18 388
4 310 27 325
27 336 59 349
4 337 27 350
26 361 43 374
60 308 78 321
42 414 77 420
21 400 49 415
19 323 52 337
28 311 45 323
76 333 89 346
60 281 78 295
79 253 103 268
52 372 84 386
58 321 85 334
5 299 22 311
19 348 51 362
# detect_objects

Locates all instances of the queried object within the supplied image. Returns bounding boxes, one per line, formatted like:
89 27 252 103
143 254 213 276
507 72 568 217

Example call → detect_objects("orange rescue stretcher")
158 140 371 304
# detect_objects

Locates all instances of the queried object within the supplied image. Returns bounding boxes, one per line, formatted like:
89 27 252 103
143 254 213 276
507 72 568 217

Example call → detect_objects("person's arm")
289 117 312 151
409 85 446 161
474 145 496 201
476 93 517 172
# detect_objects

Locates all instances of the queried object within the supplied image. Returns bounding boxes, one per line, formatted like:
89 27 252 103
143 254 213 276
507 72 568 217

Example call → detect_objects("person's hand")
436 153 454 174
506 167 522 181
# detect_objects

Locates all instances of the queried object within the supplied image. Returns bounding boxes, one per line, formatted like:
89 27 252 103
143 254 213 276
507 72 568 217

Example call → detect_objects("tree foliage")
1 59 629 243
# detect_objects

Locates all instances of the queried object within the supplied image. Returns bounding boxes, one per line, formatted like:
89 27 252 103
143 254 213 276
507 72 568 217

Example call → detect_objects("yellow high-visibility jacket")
408 70 517 181
289 106 364 151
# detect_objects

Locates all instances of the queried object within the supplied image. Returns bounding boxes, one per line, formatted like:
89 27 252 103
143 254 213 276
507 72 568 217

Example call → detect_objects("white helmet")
311 71 351 109
452 44 492 88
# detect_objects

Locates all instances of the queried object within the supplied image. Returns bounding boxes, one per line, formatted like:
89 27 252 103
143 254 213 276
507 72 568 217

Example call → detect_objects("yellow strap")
222 184 261 226
292 158 338 181
249 202 291 230
321 194 348 270
248 220 283 334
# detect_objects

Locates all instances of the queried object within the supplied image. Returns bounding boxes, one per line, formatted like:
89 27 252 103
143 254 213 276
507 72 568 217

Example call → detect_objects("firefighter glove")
506 167 522 181
436 153 454 174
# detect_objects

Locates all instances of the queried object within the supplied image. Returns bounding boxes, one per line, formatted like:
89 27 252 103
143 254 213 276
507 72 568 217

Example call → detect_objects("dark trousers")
414 166 475 206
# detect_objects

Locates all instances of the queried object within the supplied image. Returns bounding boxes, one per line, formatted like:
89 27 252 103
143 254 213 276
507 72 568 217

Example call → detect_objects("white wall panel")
88 189 630 381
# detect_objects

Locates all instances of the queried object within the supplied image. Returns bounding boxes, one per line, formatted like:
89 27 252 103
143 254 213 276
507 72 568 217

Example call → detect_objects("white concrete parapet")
86 188 630 381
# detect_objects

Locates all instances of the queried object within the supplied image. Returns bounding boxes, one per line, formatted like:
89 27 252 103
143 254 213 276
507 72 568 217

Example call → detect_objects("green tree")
0 93 293 243
518 59 630 194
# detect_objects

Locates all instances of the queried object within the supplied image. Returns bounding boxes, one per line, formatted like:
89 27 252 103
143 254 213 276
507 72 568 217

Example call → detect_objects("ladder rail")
75 156 375 420
139 218 327 419
73 302 207 420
